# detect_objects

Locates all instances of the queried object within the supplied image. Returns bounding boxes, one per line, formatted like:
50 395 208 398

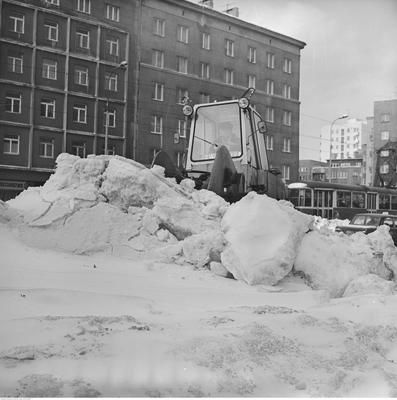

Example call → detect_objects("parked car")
335 213 397 245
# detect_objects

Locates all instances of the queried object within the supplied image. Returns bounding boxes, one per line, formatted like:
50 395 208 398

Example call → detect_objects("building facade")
328 158 363 185
298 159 327 181
0 0 305 200
361 116 375 186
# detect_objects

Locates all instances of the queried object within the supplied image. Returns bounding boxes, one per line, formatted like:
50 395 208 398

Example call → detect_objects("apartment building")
0 0 305 200
0 0 132 200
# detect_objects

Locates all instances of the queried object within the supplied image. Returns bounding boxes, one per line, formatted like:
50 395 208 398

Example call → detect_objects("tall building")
0 0 306 200
361 116 374 186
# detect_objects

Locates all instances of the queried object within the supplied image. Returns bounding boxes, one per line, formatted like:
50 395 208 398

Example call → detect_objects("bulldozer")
152 88 287 202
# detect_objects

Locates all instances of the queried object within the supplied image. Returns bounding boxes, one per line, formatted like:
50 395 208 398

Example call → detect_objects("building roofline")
162 0 306 49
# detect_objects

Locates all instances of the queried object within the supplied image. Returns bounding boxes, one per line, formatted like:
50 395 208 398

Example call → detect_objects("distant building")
374 141 397 188
299 159 327 181
361 116 375 186
328 158 363 185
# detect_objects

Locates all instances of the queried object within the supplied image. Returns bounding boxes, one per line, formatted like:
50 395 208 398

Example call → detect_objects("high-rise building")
0 0 306 200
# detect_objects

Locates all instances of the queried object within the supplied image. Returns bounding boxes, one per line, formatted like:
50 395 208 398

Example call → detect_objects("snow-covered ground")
2 154 397 397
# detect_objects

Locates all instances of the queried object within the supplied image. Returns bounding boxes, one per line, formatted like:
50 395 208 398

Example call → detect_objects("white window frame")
39 139 55 159
177 119 187 138
106 38 119 56
225 39 234 57
77 0 90 14
153 82 164 101
152 50 164 68
8 55 23 73
202 32 210 50
283 110 292 126
282 165 290 180
283 84 291 99
10 15 25 34
267 52 274 69
104 109 116 128
45 0 60 4
77 30 90 49
381 131 390 141
6 94 21 113
153 18 165 37
106 4 120 22
105 73 118 92
3 136 20 155
381 150 390 157
45 22 58 42
265 107 274 123
225 68 234 85
380 163 389 174
72 142 87 157
248 46 256 63
266 135 274 151
381 113 391 123
40 98 56 119
42 59 57 80
248 74 256 89
200 62 210 79
177 56 188 74
177 25 189 43
73 104 87 123
75 66 88 86
282 138 291 153
283 58 292 73
266 80 274 95
177 88 189 105
151 115 163 135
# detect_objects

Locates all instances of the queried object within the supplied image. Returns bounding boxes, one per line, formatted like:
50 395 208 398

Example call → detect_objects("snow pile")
295 226 397 297
312 216 350 233
343 273 395 297
221 192 313 285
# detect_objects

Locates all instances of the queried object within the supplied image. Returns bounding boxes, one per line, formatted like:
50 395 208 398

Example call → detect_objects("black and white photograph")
1 0 397 397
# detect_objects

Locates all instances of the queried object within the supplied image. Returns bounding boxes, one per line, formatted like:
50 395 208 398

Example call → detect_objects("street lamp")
328 114 349 182
105 61 128 155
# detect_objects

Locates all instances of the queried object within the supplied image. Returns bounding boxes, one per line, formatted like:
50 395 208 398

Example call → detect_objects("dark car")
335 213 397 245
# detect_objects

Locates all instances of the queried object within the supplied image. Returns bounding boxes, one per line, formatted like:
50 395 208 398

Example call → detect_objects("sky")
192 0 397 160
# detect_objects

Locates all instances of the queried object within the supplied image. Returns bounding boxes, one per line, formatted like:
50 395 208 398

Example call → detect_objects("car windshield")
352 215 381 226
191 103 243 161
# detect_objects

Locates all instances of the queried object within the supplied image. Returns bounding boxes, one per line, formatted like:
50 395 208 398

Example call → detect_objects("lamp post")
328 114 349 182
105 61 128 155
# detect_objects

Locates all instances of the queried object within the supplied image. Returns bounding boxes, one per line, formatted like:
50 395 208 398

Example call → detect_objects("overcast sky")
191 0 397 160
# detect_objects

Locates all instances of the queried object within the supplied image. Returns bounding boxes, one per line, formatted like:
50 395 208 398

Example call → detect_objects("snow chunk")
343 274 395 297
221 192 312 285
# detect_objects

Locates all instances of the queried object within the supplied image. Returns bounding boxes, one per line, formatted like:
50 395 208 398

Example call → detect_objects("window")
200 62 210 79
225 68 234 85
153 82 164 101
8 55 23 74
177 88 189 105
74 66 88 86
202 32 210 50
9 15 24 34
6 94 21 113
381 113 391 122
152 50 164 68
106 38 119 56
283 110 292 126
266 135 274 150
45 22 58 42
151 115 163 134
248 46 256 63
248 74 256 89
106 4 120 21
72 142 86 157
177 25 189 43
381 150 390 157
45 0 59 4
265 80 274 95
40 98 55 119
104 109 116 128
200 92 210 103
73 104 87 123
267 52 274 69
282 138 291 153
380 163 389 174
225 39 234 57
265 107 274 123
77 0 90 14
177 119 187 138
105 73 118 91
283 84 291 99
381 131 390 141
3 136 20 155
283 58 292 73
153 18 165 37
282 165 290 180
177 56 188 74
42 59 57 80
40 139 54 158
76 30 90 49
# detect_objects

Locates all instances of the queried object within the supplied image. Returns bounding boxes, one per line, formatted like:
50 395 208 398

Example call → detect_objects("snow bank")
295 227 396 297
221 192 313 285
312 216 350 233
343 274 395 297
